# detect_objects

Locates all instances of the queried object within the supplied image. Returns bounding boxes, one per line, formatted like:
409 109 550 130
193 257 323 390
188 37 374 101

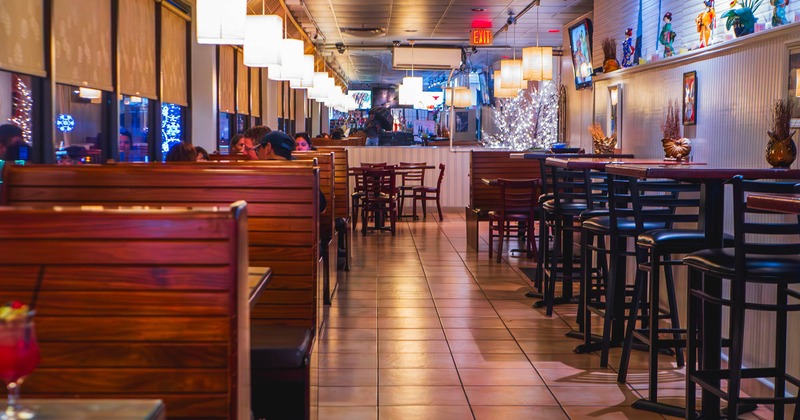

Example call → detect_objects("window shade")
0 0 45 77
250 68 261 118
236 51 248 115
161 4 188 106
218 46 235 114
53 0 113 91
119 0 156 98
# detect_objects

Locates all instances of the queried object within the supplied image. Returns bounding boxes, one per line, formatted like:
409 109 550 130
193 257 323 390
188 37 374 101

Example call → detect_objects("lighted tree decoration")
9 75 32 144
482 80 559 151
161 103 182 155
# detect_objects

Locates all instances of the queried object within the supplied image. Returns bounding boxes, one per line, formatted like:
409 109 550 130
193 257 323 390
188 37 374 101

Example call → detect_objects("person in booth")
118 129 133 161
240 125 271 159
229 134 244 154
165 141 198 162
294 132 315 151
0 124 31 161
195 147 209 161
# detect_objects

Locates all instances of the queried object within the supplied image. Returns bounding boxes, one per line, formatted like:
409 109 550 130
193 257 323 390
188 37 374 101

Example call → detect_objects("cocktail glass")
0 316 40 420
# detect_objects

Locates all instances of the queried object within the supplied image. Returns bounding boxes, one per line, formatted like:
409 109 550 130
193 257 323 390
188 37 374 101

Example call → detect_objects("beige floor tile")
444 328 515 340
379 368 462 386
538 368 625 387
464 385 559 406
319 328 378 341
318 368 378 386
440 317 506 329
377 307 439 318
472 405 568 420
378 317 443 329
434 298 494 308
379 328 447 341
378 405 473 420
550 385 642 406
324 317 378 329
458 368 544 386
316 406 377 420
379 352 457 369
318 386 378 407
378 340 451 354
378 386 469 406
317 353 378 369
318 340 378 354
447 339 523 354
452 353 533 369
562 405 667 419
376 299 436 308
436 307 500 318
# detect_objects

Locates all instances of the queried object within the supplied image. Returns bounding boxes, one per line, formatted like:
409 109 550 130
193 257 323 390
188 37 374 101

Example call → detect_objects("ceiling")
253 0 593 87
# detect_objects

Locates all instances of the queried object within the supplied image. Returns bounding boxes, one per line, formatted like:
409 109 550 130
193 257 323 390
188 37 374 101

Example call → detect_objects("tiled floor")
316 210 777 419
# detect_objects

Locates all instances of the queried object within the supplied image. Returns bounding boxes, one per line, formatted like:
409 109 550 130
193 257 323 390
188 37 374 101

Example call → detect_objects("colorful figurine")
660 13 677 57
695 0 716 48
621 28 635 67
771 0 790 26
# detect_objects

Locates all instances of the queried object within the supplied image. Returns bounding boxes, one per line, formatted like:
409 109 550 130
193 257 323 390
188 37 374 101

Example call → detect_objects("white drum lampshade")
400 76 422 105
308 72 330 100
493 70 519 99
445 87 472 108
500 59 524 90
290 55 315 89
273 39 304 81
244 15 282 68
196 0 246 45
522 46 553 81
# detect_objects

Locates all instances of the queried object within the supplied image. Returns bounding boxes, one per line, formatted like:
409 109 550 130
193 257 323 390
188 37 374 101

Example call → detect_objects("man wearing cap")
239 125 271 159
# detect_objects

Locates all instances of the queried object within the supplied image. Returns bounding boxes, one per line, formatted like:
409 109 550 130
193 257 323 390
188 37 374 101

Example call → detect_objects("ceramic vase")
765 131 797 168
603 59 621 73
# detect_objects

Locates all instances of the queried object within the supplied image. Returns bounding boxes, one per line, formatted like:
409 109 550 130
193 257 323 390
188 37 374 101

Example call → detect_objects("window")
218 112 232 154
54 84 106 164
161 103 184 161
119 95 152 162
0 71 35 162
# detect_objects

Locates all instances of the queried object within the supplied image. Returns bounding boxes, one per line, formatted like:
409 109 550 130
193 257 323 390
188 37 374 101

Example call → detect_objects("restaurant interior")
0 0 800 419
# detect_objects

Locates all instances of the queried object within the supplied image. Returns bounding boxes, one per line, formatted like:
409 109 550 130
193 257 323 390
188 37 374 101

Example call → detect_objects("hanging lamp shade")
196 0 246 45
493 70 519 99
500 59 524 90
400 76 423 105
308 72 330 99
243 15 283 68
272 39 304 81
522 46 553 81
290 55 315 89
445 87 472 108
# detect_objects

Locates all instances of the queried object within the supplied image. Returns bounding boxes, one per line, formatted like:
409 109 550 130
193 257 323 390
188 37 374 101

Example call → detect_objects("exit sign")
470 29 493 46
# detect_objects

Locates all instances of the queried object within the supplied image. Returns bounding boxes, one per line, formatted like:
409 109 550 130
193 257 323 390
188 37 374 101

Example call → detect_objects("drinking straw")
30 266 45 311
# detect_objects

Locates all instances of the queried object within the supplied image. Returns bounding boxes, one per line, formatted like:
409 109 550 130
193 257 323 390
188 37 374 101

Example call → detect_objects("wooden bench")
0 204 250 419
316 146 351 271
1 163 321 419
467 150 541 250
311 137 365 147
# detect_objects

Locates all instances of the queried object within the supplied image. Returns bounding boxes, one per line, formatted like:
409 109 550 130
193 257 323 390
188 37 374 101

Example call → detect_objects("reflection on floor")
316 210 776 419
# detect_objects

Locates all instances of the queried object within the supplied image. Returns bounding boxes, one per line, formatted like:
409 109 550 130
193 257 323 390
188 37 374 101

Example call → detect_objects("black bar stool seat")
685 248 800 279
582 216 667 233
637 229 733 253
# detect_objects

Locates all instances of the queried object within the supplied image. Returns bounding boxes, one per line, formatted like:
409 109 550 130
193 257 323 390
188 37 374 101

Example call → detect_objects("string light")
9 75 32 144
482 80 559 150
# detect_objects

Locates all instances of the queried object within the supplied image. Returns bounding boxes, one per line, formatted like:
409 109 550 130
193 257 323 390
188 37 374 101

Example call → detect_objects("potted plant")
661 100 692 161
602 38 621 73
722 0 764 37
588 122 616 153
766 99 796 168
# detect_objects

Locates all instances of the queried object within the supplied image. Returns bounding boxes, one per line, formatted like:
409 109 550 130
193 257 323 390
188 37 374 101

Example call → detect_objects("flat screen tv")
568 18 594 90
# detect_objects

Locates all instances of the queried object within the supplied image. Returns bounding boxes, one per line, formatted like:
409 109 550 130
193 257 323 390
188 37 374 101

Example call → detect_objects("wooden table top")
747 194 800 214
605 164 800 180
21 399 165 419
248 266 272 309
521 153 635 161
481 178 540 186
347 165 435 175
545 157 705 171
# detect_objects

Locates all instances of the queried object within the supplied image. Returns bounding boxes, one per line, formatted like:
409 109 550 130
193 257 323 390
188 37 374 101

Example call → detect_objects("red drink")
0 321 40 384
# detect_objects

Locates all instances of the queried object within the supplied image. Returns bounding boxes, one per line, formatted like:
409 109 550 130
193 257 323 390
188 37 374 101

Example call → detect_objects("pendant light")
197 0 246 45
243 2 282 68
308 71 330 100
290 55 315 89
522 5 553 81
400 41 423 105
445 73 472 108
493 70 519 99
500 15 524 90
277 39 305 81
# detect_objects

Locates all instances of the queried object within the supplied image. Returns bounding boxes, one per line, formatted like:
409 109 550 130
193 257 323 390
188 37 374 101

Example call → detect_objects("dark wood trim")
40 0 55 163
109 0 120 162
215 45 221 151
154 0 164 161
183 9 192 145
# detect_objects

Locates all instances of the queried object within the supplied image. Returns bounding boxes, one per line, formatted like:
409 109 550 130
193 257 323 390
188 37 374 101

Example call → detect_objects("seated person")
240 125 271 159
229 134 244 154
320 132 330 139
195 146 209 161
255 131 326 213
294 132 315 151
0 124 30 161
118 129 133 161
331 128 344 140
58 145 88 165
165 141 197 162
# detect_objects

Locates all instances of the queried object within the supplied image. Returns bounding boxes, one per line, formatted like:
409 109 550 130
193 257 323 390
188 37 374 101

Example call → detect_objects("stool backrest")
732 176 800 261
399 162 426 185
363 168 397 199
436 163 446 191
628 178 701 232
497 178 538 216
549 166 590 213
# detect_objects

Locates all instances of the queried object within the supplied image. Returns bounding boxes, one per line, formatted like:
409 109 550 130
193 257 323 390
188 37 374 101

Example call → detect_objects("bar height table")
605 164 800 418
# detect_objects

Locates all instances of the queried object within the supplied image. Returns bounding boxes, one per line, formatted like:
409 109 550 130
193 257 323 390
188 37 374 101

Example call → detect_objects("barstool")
397 162 426 218
683 176 800 419
488 178 538 264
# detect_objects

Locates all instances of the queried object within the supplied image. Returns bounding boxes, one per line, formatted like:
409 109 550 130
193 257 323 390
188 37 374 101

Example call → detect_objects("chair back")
361 162 387 168
732 176 800 267
436 163 446 191
363 168 396 200
628 178 700 232
399 162 426 186
549 166 590 214
497 178 538 217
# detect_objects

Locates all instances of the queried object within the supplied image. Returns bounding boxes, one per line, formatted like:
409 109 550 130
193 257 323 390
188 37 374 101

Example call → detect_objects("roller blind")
218 46 235 114
119 0 156 98
236 51 248 115
250 68 261 118
161 4 188 106
0 0 45 77
53 0 113 90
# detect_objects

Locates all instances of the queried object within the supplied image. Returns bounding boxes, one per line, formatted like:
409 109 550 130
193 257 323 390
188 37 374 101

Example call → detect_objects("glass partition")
119 95 151 162
54 84 105 164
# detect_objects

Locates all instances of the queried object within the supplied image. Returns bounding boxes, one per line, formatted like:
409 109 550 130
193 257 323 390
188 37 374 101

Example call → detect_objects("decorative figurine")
695 1 716 48
621 28 635 67
659 12 677 58
771 0 790 26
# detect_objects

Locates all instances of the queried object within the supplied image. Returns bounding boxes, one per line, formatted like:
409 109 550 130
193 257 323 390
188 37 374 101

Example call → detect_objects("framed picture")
683 71 697 126
455 111 469 133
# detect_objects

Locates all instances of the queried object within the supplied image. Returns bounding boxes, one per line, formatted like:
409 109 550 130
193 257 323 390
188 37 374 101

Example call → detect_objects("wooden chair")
412 163 446 221
361 167 398 236
352 163 389 231
488 178 539 263
397 162 426 218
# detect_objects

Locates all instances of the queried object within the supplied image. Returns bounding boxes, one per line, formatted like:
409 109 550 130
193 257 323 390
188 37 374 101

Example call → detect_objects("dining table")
604 163 800 418
747 193 800 214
